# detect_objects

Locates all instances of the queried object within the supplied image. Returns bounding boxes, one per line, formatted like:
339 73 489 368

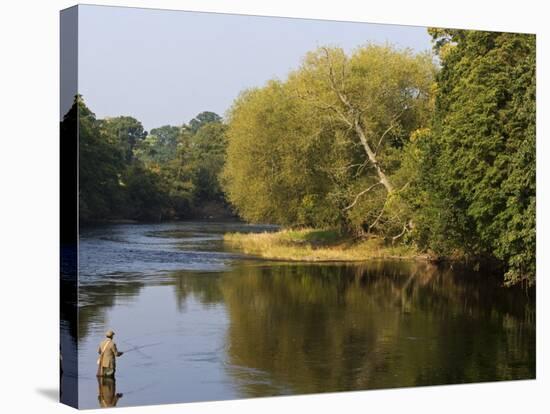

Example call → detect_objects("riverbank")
224 228 424 262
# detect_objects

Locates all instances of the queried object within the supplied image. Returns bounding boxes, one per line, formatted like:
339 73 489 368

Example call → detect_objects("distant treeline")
61 99 229 222
63 28 535 285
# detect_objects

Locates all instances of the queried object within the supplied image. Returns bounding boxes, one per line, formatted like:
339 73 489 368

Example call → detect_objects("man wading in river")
97 330 124 377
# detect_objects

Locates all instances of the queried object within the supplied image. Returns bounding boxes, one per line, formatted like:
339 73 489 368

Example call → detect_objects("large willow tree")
222 44 434 237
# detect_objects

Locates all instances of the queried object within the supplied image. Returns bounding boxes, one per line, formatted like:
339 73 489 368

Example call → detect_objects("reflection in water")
97 376 123 408
217 262 534 396
60 245 78 407
172 271 224 311
71 222 535 408
78 279 145 342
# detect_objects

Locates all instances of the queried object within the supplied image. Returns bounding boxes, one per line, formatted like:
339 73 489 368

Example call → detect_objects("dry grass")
224 228 422 262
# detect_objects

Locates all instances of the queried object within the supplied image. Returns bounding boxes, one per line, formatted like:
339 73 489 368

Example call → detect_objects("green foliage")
188 122 227 203
222 38 535 285
222 80 344 227
69 95 229 222
100 116 148 163
72 99 171 222
188 111 222 133
155 116 229 216
75 96 126 221
222 45 435 236
419 30 536 284
123 163 170 221
135 125 181 165
70 32 536 285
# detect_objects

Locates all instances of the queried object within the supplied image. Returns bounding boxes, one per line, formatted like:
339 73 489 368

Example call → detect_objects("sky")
76 5 433 131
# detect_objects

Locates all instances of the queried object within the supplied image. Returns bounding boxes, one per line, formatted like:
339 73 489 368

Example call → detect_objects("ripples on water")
60 221 535 409
79 222 271 278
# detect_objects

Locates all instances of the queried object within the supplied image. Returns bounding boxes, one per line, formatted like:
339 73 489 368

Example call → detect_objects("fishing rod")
123 341 161 352
122 341 162 358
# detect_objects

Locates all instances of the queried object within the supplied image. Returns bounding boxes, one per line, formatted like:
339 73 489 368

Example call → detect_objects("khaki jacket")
98 339 121 369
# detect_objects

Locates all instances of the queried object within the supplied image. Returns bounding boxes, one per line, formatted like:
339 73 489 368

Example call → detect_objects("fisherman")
97 330 124 377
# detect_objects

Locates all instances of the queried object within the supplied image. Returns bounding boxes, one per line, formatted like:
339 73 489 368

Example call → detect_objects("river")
60 221 535 408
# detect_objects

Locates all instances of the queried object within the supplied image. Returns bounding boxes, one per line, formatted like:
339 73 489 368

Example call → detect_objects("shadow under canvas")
36 388 59 402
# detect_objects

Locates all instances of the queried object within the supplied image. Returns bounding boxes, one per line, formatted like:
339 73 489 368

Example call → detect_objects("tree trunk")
321 49 394 194
353 118 394 193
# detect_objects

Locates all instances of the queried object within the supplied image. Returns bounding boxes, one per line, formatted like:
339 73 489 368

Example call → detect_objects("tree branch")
343 182 383 211
368 200 388 233
294 89 353 127
321 47 355 112
391 222 410 244
374 107 409 155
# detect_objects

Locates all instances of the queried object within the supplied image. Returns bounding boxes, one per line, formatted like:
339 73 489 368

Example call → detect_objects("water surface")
62 222 535 408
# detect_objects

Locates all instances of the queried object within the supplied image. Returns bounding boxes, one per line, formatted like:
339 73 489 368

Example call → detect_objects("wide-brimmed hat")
105 330 115 338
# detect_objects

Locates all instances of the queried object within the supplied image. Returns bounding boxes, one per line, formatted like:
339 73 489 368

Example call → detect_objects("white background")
0 0 547 413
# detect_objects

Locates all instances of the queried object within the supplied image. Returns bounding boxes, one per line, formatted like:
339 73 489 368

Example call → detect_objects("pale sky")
76 5 433 131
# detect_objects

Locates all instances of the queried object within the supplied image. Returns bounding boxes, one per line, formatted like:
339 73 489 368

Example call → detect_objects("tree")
101 116 148 163
419 30 536 285
123 162 170 221
223 44 434 235
292 45 434 237
188 111 222 133
135 125 181 166
150 112 229 218
222 80 343 226
189 122 228 203
74 96 126 222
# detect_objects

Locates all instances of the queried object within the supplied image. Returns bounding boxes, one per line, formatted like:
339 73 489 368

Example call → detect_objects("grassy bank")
224 228 423 262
